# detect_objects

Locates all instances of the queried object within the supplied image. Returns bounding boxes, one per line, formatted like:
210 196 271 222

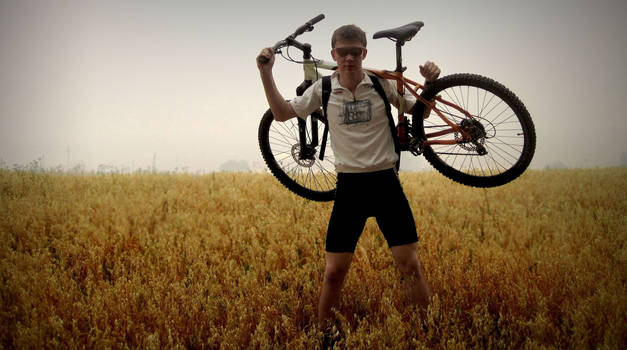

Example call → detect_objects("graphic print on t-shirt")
342 100 372 125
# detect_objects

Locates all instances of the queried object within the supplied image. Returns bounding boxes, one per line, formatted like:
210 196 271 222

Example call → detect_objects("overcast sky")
1 0 626 172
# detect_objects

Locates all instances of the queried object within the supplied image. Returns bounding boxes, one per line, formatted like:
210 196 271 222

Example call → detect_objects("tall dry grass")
1 168 625 349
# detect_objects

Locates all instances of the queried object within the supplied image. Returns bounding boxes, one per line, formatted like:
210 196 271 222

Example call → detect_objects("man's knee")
324 252 353 286
324 264 350 286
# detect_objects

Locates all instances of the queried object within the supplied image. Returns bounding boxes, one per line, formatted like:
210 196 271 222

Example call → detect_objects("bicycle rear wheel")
258 108 337 201
413 73 536 187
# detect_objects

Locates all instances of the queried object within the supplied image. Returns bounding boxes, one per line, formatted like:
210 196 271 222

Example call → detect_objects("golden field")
1 168 625 349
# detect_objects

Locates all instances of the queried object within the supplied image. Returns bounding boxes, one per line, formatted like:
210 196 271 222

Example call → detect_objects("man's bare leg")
390 242 431 317
318 252 353 327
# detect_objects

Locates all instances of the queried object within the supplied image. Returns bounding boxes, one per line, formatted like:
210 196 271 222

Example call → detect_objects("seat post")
395 42 405 72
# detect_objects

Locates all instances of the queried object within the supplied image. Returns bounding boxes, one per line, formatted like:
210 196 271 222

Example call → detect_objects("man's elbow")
273 106 297 122
273 113 292 122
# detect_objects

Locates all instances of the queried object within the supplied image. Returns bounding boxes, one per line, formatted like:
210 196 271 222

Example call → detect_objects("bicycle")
258 14 536 202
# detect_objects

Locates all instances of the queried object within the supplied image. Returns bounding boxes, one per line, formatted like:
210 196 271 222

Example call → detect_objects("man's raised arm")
257 48 297 122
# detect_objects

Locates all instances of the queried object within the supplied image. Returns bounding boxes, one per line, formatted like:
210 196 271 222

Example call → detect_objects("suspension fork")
295 80 319 159
297 117 319 150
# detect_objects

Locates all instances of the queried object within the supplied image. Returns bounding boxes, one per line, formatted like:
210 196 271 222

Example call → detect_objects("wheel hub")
455 119 487 153
291 144 316 167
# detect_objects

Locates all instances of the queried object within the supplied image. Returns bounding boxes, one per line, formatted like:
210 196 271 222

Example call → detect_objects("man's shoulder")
296 78 323 99
363 74 397 102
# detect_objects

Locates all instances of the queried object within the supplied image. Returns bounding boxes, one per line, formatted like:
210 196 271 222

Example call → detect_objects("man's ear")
331 49 337 61
362 48 368 60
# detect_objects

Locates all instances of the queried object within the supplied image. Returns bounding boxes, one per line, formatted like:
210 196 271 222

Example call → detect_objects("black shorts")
325 168 418 253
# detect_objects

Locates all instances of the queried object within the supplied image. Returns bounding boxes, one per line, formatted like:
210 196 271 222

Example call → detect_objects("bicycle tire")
412 73 536 187
258 108 337 201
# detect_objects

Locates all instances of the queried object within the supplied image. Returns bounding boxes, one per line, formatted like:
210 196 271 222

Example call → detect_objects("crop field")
1 168 625 349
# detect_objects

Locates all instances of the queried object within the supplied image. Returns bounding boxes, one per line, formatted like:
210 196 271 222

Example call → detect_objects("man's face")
331 40 367 74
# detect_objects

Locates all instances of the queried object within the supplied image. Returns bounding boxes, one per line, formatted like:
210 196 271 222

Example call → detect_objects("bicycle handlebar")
258 14 325 65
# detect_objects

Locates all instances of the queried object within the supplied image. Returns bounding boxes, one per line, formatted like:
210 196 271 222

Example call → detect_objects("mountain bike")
258 14 536 202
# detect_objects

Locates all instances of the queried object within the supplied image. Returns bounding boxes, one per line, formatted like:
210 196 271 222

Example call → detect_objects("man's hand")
419 61 441 83
257 48 275 72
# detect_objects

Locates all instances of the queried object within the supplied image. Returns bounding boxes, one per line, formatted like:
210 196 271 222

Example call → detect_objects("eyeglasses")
333 46 365 57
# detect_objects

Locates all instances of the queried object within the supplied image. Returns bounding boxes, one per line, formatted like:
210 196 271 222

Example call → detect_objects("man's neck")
338 70 365 94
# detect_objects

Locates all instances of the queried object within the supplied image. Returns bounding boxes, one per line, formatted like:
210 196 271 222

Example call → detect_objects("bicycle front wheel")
258 108 337 201
413 73 536 187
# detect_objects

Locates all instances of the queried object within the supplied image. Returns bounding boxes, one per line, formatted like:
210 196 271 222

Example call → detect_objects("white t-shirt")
289 72 417 173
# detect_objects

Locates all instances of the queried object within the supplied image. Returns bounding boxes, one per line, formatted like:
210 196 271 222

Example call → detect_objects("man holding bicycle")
257 24 440 330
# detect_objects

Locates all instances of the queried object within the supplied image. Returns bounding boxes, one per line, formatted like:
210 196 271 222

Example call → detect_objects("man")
256 24 440 328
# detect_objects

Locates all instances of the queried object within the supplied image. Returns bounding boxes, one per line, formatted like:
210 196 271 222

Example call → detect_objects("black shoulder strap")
369 75 401 171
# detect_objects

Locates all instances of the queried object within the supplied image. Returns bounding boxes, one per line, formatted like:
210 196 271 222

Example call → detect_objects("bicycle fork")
295 80 323 161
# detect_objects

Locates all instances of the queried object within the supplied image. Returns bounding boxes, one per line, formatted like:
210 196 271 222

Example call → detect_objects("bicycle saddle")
373 21 424 44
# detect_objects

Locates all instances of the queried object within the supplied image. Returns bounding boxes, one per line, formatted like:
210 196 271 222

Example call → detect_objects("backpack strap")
369 74 401 172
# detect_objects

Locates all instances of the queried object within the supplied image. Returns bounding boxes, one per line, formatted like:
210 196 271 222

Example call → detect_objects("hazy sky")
1 0 626 172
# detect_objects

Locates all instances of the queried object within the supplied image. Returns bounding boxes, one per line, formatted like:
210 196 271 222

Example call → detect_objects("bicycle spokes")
423 84 528 176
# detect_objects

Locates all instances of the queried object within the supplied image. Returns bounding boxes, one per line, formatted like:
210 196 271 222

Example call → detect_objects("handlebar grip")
309 14 325 25
293 14 325 37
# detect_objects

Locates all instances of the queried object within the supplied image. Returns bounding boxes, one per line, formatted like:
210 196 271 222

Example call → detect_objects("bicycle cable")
281 45 322 81
281 45 303 64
